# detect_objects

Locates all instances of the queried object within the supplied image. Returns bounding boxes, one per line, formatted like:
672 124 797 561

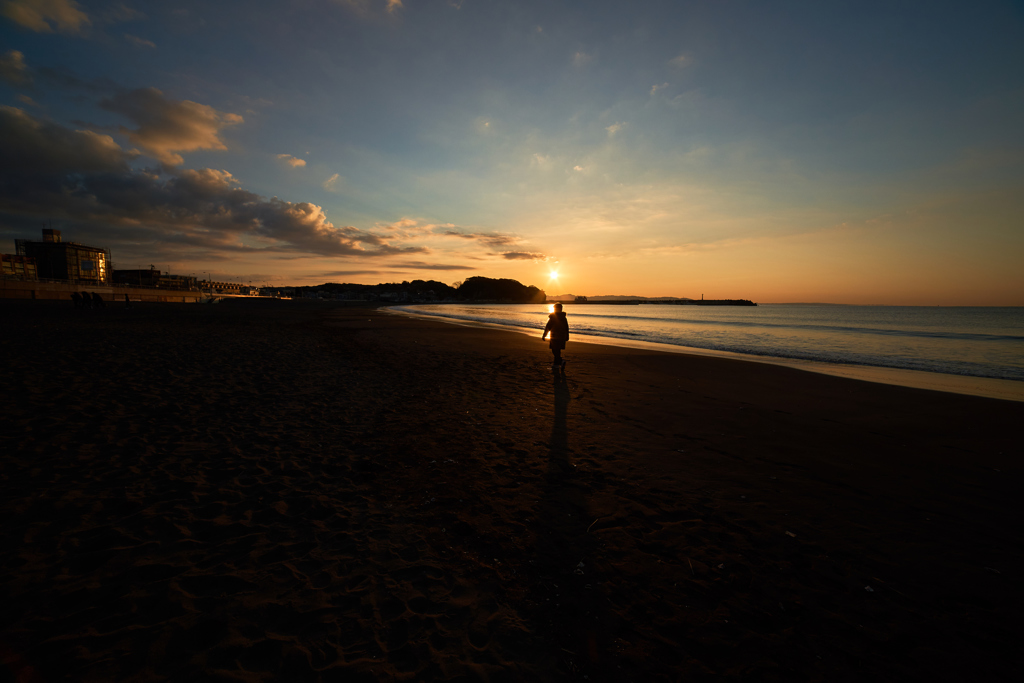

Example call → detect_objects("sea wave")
391 304 1024 382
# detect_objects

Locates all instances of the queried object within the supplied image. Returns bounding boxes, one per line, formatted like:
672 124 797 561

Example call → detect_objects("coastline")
388 306 1024 402
2 299 1021 681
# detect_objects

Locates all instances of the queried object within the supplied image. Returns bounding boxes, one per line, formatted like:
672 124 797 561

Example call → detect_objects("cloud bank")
0 106 422 258
2 0 90 33
99 87 244 166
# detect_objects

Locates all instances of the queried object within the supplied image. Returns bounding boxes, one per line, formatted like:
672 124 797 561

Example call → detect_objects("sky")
1 0 1022 304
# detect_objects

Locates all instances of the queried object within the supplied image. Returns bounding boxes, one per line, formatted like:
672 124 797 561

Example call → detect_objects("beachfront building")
201 280 247 295
1 254 38 280
15 229 111 284
114 268 198 290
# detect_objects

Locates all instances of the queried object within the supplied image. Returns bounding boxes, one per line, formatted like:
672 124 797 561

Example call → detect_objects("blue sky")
2 0 1022 303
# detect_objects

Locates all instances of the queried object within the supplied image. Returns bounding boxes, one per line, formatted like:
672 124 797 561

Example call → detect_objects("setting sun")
549 270 560 280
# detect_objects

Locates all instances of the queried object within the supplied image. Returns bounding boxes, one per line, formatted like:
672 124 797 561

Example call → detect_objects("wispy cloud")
501 251 547 261
388 261 476 271
606 122 625 137
322 173 341 191
100 87 243 166
669 53 690 68
572 51 594 67
276 153 306 168
124 34 155 48
103 3 144 23
443 230 520 247
319 270 385 277
335 0 401 16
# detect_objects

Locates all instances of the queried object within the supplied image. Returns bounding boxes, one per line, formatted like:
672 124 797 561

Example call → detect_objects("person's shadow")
533 365 615 677
550 368 571 469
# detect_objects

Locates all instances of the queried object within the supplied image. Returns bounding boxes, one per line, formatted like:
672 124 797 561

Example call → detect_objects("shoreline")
387 306 1024 403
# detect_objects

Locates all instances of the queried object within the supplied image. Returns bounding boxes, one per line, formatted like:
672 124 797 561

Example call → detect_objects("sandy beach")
1 299 1021 681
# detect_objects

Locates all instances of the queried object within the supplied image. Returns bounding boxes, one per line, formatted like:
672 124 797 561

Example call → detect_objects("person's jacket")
545 311 569 341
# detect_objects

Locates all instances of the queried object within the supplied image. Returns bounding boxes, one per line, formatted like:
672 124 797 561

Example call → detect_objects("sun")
548 269 560 280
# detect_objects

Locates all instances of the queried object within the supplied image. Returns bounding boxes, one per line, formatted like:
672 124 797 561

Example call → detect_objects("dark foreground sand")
1 299 1021 682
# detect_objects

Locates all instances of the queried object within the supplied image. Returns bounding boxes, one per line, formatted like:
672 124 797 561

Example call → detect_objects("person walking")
542 303 570 370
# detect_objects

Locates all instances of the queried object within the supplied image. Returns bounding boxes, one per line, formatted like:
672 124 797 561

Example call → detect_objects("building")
201 280 246 295
15 229 111 284
1 254 38 280
113 268 197 290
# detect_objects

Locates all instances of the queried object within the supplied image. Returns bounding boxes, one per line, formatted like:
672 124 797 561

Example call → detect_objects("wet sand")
1 299 1021 681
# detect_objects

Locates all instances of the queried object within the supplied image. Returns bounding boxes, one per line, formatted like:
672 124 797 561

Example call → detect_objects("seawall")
0 279 203 303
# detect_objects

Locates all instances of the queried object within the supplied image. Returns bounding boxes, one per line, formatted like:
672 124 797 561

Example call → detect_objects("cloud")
2 0 90 33
0 49 30 85
501 251 547 261
0 105 130 176
606 122 625 137
103 3 144 23
1 50 115 93
124 34 155 48
650 82 669 96
16 93 39 106
0 106 424 258
335 0 400 15
443 230 520 247
322 173 341 191
388 261 476 271
573 165 584 171
669 53 690 68
276 153 306 168
100 87 243 166
319 270 386 277
573 51 594 67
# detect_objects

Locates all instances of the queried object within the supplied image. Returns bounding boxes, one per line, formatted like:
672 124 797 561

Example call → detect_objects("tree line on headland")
291 276 546 303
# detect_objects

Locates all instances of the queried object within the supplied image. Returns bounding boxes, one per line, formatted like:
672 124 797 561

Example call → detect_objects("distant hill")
289 276 545 303
457 277 546 303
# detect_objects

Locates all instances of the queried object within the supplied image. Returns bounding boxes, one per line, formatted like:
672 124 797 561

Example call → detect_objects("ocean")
391 303 1024 384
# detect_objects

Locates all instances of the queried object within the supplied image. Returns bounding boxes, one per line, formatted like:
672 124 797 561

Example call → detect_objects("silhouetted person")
70 292 82 308
542 302 570 370
91 292 105 308
124 293 131 309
